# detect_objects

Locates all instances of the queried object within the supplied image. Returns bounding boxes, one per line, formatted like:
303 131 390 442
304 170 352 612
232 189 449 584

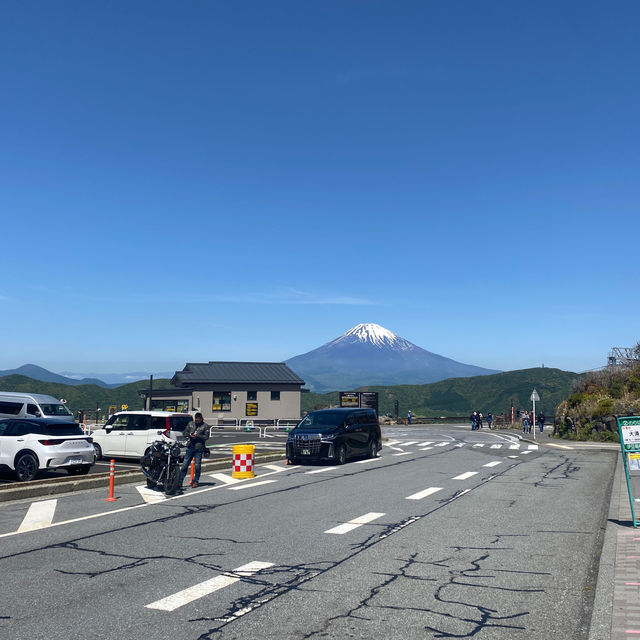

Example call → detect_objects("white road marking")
472 444 484 448
228 480 277 490
455 443 465 448
522 451 533 455
136 486 168 504
528 444 539 450
490 444 502 449
209 473 241 485
483 461 503 467
508 455 519 458
417 442 434 447
263 464 287 472
452 471 478 480
146 561 274 612
325 512 385 535
509 444 520 450
401 441 418 446
392 452 412 457
306 467 338 474
17 499 57 533
418 447 433 451
384 440 401 446
406 486 443 501
354 457 383 464
435 442 449 447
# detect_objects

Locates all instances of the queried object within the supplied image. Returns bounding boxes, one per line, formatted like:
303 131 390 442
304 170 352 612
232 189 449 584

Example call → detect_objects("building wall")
152 384 301 423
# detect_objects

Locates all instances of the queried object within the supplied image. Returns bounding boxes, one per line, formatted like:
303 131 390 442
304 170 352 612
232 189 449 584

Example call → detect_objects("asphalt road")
0 425 615 639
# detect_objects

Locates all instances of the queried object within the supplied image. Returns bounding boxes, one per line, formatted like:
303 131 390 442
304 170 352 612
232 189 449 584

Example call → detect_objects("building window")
213 392 232 412
270 391 280 401
247 391 257 401
151 400 190 412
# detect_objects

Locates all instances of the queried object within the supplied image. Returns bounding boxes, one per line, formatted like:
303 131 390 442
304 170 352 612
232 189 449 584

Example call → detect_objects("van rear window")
40 403 73 417
0 401 22 415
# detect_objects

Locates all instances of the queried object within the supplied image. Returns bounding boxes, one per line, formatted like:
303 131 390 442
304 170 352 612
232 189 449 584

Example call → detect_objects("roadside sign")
108 405 116 415
617 415 640 527
530 389 540 402
121 404 128 411
339 392 359 408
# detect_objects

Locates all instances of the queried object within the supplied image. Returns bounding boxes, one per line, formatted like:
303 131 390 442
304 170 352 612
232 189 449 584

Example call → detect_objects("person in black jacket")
178 412 209 489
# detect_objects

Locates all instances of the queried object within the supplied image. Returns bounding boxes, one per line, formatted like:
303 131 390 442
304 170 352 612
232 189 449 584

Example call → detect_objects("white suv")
90 411 194 460
0 418 94 481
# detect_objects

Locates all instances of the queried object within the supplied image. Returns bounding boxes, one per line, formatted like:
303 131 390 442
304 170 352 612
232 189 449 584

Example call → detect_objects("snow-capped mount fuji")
285 323 500 393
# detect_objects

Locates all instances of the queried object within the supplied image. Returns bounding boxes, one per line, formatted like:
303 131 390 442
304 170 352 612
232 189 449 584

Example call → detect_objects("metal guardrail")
208 418 300 438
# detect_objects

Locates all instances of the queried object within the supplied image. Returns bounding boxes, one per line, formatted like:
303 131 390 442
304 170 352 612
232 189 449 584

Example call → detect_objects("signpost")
617 415 640 527
339 392 379 415
530 389 540 441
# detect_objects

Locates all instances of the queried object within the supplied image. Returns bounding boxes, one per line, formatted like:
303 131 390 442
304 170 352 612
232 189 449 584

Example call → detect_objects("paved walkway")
504 425 636 639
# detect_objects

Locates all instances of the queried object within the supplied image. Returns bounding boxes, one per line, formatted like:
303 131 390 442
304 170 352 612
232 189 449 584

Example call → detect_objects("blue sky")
1 1 638 374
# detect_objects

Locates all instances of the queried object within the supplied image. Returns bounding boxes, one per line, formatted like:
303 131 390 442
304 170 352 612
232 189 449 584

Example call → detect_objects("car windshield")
298 411 344 430
28 423 85 436
40 403 73 417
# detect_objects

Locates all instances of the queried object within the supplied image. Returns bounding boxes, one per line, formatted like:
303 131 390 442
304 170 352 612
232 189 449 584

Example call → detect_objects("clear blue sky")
1 1 638 374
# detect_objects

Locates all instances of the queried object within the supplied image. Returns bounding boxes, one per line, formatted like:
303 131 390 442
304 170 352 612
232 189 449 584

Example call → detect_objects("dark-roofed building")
141 362 305 423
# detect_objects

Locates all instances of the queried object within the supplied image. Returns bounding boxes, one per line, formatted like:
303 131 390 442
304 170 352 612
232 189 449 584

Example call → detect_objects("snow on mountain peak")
341 323 408 348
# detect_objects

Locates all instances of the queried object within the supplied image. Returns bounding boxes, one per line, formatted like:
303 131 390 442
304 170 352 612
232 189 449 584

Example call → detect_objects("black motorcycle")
140 436 183 496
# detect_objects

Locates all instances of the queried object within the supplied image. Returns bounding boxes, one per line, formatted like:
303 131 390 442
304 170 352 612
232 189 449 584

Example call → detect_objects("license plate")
301 449 310 456
69 458 83 465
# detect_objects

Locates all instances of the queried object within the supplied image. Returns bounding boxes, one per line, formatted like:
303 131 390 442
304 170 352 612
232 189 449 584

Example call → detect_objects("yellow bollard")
232 444 255 479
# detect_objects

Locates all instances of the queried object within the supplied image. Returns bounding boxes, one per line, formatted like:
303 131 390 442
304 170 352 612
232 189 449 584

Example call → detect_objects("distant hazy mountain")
58 370 176 386
285 323 501 393
0 364 115 388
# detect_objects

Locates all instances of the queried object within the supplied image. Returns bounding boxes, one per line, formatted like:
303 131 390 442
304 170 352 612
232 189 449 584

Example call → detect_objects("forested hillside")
301 367 583 417
0 375 171 418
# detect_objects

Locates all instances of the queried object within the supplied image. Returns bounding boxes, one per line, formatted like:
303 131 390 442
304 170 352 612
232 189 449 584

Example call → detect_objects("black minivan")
286 408 381 465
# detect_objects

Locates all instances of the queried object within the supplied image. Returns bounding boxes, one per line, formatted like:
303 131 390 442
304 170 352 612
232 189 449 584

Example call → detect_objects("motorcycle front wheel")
164 465 180 496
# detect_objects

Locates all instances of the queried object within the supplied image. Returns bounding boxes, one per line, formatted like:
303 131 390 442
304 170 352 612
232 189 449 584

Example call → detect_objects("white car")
0 418 94 482
90 411 194 460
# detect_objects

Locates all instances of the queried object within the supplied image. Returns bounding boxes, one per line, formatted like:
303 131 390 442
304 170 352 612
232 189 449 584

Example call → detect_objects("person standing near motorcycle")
179 412 209 489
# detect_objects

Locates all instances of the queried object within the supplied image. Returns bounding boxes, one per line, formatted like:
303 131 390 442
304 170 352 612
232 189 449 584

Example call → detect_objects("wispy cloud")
218 287 378 306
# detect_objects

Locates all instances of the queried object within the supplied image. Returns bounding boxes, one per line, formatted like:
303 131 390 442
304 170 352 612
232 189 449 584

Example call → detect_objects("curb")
0 451 287 503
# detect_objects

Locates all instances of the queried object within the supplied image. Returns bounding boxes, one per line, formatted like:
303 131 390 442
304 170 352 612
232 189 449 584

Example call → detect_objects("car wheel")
335 444 347 465
368 439 378 458
15 453 39 482
93 443 102 461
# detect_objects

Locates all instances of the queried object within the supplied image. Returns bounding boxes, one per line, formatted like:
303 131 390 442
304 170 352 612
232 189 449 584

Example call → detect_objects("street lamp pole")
530 389 540 441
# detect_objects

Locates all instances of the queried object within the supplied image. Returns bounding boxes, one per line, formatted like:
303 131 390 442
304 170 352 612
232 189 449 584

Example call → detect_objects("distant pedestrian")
477 412 483 429
487 413 493 429
521 411 529 433
178 412 210 489
470 411 477 430
407 410 413 425
538 411 545 433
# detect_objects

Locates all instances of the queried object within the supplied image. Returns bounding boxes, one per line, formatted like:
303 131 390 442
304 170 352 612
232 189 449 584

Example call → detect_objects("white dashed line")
146 561 274 611
419 447 434 451
483 461 503 467
392 452 412 457
209 473 241 485
227 480 277 490
401 441 418 446
417 442 434 447
528 444 539 450
406 487 443 501
522 451 533 455
136 486 168 504
325 512 385 535
452 471 478 480
306 467 338 474
17 499 57 533
490 444 502 449
354 457 383 464
509 444 520 450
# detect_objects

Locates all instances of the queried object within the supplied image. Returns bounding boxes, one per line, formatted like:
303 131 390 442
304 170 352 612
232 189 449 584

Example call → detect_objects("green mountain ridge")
301 367 584 417
0 375 170 418
0 367 583 421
